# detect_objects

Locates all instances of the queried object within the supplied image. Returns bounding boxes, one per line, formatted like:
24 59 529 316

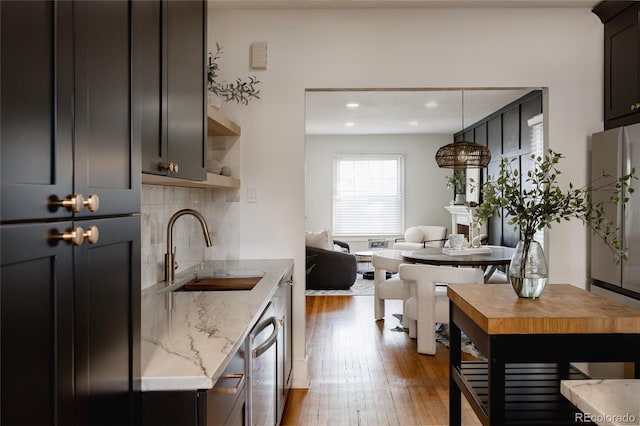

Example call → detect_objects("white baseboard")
290 356 311 389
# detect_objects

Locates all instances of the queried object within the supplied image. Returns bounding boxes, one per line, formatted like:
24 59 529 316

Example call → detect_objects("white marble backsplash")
141 184 241 289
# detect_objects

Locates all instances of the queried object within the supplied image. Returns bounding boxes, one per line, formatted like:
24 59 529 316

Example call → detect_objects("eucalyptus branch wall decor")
207 43 261 105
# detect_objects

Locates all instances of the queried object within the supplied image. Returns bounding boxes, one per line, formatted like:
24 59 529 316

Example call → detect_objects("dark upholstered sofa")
305 240 357 290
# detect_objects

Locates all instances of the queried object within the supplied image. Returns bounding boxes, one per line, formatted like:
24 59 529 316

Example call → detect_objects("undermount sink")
173 272 264 292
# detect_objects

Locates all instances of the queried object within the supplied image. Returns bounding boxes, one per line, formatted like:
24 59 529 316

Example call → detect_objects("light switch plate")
247 186 258 203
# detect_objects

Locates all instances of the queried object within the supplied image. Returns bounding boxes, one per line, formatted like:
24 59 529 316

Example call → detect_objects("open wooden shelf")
207 106 241 136
142 172 240 189
142 108 241 190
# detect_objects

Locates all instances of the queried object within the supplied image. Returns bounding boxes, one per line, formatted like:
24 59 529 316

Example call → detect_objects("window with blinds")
528 113 545 249
332 154 404 236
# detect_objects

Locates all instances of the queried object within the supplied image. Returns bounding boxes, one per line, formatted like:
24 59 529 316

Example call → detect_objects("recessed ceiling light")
425 101 438 108
345 122 355 127
346 103 360 108
409 121 419 126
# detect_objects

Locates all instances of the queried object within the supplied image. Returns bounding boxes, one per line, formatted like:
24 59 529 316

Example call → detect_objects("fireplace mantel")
445 205 486 240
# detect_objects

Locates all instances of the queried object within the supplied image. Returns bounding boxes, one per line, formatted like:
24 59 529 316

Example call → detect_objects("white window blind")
528 113 545 249
333 154 404 236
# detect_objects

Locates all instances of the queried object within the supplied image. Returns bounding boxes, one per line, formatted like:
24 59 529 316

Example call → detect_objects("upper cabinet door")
604 3 640 128
135 1 165 176
139 0 206 181
0 1 74 222
73 0 141 217
165 0 207 181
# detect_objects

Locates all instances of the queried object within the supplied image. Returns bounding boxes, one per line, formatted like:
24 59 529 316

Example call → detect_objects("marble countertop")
141 259 293 392
561 379 640 426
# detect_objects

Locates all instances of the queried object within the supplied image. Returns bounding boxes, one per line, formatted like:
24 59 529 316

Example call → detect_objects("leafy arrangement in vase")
472 149 636 298
446 169 466 204
207 43 261 106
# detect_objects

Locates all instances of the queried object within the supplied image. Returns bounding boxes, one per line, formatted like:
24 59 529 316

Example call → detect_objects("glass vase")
509 239 548 298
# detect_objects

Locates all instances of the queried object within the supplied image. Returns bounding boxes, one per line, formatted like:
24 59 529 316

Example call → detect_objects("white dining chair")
399 264 483 355
372 249 407 320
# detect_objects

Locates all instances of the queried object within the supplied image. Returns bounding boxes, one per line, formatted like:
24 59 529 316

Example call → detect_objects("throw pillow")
305 230 332 251
404 226 424 243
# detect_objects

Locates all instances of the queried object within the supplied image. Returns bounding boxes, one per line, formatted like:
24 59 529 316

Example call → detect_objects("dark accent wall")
453 90 543 248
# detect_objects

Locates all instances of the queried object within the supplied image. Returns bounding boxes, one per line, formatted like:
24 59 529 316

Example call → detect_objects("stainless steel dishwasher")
249 302 279 426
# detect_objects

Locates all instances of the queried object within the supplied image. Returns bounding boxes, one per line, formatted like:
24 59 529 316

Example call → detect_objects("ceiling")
305 88 536 135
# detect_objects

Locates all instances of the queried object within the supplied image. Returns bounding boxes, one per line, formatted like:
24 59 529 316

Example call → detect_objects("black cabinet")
73 216 141 426
73 0 141 216
137 0 207 181
594 1 640 129
1 1 140 424
1 1 74 222
0 222 75 426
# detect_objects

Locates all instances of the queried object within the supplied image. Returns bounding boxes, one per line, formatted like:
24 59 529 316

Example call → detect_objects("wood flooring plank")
282 295 482 425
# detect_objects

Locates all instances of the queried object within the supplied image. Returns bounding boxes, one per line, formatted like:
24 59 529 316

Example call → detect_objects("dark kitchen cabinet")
73 0 141 216
0 0 73 222
73 216 141 426
0 222 75 426
1 0 140 221
1 1 140 424
0 218 141 426
594 1 640 129
137 0 207 181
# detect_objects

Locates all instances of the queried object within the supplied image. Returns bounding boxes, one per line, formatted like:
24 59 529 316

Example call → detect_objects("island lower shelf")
454 361 590 425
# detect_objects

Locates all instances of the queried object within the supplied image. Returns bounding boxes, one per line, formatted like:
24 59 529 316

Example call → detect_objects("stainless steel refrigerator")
591 124 640 297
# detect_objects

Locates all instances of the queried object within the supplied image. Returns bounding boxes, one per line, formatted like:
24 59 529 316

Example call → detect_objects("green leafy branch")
446 169 466 194
207 43 261 106
472 149 636 263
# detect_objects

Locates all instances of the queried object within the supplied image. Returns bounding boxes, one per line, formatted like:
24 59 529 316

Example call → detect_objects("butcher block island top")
447 284 640 335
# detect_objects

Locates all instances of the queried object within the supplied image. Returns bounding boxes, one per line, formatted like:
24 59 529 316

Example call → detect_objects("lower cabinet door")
0 222 75 426
74 216 141 425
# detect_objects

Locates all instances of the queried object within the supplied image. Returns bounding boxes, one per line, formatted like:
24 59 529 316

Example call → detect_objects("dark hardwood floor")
281 295 482 425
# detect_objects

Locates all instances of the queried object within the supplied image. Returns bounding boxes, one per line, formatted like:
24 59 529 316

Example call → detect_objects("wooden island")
447 284 640 425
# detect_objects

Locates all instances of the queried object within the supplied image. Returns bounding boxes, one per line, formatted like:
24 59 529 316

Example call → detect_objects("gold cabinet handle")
632 103 640 111
84 225 99 244
56 226 85 246
52 193 99 213
159 162 179 173
57 194 85 213
83 194 100 212
54 225 99 246
211 373 245 394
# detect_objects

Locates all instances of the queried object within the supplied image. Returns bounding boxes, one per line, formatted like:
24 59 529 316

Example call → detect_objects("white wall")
305 133 453 247
207 6 603 387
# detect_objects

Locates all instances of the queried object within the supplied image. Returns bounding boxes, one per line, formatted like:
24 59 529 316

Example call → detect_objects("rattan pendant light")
435 91 491 169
